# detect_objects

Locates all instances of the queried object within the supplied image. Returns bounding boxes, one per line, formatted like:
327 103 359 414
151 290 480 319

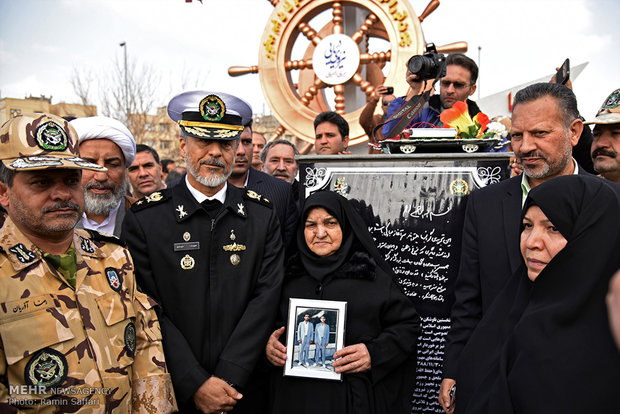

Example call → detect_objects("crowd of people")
1 49 619 414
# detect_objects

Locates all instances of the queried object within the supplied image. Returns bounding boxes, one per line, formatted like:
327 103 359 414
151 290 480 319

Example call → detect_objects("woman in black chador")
265 191 420 414
455 175 620 414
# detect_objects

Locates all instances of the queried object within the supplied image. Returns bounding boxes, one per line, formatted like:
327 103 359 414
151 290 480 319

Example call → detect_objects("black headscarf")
457 175 620 414
297 191 394 281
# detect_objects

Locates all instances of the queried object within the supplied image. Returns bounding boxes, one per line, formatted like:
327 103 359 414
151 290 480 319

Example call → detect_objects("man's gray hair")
513 83 580 129
260 139 300 164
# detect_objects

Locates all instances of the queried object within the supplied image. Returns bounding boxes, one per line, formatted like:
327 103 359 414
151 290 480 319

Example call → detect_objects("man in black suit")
228 123 298 254
439 83 590 413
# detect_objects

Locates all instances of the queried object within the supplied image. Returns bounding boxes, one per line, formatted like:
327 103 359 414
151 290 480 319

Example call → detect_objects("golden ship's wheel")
229 0 465 150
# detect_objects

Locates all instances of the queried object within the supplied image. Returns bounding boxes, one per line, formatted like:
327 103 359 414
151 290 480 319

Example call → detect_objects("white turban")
70 116 136 165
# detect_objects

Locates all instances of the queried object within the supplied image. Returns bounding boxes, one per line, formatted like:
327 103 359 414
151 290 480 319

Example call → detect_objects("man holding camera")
382 53 480 136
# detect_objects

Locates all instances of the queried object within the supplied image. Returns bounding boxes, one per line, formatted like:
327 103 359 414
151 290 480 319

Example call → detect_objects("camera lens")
407 55 433 76
406 52 446 81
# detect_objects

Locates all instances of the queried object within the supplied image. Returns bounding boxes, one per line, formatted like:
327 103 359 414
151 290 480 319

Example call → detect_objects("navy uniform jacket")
121 183 284 411
246 168 298 254
443 168 596 379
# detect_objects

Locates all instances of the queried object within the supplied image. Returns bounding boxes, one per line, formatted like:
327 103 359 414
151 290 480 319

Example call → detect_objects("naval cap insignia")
105 267 122 292
25 348 67 389
230 254 240 266
35 121 68 151
200 94 226 122
124 322 137 356
183 232 191 242
176 205 188 219
181 254 195 270
9 243 36 264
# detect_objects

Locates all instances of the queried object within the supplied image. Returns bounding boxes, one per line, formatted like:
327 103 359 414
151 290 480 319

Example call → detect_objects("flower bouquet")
440 100 490 139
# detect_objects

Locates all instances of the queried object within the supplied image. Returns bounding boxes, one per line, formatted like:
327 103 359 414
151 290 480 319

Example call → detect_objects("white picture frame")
284 298 347 381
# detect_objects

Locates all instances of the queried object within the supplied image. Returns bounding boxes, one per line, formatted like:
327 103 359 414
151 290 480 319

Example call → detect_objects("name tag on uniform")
174 242 200 251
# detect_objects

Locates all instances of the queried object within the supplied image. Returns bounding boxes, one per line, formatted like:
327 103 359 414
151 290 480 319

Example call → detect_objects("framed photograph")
284 298 347 381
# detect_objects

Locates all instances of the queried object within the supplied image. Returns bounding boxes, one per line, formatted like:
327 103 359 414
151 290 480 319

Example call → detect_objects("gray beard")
522 141 572 180
186 156 232 188
84 185 126 216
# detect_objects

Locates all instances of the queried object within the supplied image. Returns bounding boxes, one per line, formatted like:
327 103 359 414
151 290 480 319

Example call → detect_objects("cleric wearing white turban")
70 116 136 165
70 116 136 237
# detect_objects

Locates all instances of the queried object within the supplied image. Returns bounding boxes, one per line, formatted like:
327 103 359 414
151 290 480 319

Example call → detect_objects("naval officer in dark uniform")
122 92 284 413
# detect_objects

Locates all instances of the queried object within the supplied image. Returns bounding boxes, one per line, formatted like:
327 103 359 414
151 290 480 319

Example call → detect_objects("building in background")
0 96 96 125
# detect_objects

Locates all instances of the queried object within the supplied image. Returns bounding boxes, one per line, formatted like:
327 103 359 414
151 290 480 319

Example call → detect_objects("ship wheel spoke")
359 51 392 65
270 125 286 141
351 73 374 97
300 79 328 106
351 13 378 44
334 84 345 114
284 59 313 71
297 22 322 46
332 2 343 34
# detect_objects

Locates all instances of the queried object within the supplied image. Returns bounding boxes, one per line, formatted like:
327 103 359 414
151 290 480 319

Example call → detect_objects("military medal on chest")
180 254 195 270
175 232 200 270
223 229 246 266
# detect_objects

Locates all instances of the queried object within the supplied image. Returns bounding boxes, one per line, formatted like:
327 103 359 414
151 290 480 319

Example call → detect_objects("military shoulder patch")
130 191 170 212
243 189 273 208
86 230 126 247
25 348 67 389
105 267 122 292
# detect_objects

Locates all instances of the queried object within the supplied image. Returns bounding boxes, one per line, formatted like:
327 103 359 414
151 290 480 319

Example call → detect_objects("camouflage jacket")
0 214 177 413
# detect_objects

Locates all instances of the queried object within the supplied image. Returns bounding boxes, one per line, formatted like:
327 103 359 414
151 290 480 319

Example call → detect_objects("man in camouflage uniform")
0 113 176 413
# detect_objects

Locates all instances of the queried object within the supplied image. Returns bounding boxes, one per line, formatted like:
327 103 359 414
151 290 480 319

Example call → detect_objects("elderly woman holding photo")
453 175 620 414
265 191 420 414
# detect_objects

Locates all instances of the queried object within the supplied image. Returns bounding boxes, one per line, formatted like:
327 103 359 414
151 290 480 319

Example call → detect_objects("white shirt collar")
80 199 123 235
184 175 227 204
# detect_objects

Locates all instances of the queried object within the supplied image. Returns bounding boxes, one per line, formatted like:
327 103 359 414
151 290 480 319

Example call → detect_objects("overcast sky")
1 0 618 120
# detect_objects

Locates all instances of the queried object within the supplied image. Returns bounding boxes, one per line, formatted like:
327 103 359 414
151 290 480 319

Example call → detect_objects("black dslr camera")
407 43 446 80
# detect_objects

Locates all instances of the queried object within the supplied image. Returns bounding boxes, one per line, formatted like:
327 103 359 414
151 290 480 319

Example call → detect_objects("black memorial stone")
298 152 511 414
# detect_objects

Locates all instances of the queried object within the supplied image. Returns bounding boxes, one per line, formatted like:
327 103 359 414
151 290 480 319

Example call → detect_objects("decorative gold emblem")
146 192 163 203
230 254 241 266
180 254 195 270
223 242 246 252
136 199 143 205
237 203 245 215
176 205 188 218
246 190 262 201
183 232 191 242
450 178 469 196
200 94 226 122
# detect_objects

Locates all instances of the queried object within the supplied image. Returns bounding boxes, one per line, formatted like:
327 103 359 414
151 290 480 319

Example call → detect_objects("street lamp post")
119 41 129 122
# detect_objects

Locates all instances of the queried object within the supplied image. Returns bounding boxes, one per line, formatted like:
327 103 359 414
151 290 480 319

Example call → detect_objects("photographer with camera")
382 52 480 137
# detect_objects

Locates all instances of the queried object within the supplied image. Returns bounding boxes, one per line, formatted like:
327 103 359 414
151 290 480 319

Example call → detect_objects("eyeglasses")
440 80 471 90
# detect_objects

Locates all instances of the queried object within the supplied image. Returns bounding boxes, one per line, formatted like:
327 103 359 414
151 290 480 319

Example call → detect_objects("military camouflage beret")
584 88 620 125
0 113 106 171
